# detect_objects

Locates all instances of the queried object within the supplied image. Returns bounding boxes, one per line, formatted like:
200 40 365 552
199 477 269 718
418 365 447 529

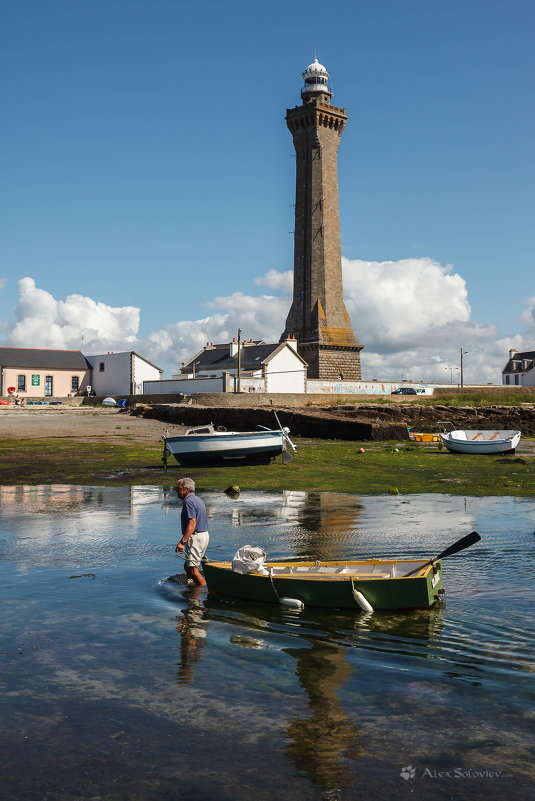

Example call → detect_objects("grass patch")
1 436 534 497
328 391 535 407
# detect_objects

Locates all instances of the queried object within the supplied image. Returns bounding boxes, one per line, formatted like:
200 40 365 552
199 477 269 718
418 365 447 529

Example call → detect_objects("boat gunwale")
203 559 436 581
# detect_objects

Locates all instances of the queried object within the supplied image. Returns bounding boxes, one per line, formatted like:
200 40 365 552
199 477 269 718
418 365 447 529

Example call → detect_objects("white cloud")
0 277 7 291
1 259 532 383
10 277 139 352
339 257 503 382
140 293 288 372
254 269 293 292
521 295 535 333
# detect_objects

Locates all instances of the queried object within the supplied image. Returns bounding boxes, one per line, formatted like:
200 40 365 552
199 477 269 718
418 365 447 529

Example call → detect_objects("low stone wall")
130 403 409 442
83 392 387 408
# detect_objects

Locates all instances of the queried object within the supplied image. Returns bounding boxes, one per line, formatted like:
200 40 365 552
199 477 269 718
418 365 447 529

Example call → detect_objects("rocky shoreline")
130 401 535 440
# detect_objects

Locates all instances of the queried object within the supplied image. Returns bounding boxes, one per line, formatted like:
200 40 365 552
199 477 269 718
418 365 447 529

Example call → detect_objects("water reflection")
284 640 364 796
176 585 209 684
170 595 446 798
2 486 535 800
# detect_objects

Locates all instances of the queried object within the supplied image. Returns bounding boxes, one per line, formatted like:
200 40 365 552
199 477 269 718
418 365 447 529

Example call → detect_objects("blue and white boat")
162 421 296 466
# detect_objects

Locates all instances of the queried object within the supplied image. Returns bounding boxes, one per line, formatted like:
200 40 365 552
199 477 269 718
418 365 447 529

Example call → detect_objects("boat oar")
273 411 297 452
404 530 481 577
259 421 294 462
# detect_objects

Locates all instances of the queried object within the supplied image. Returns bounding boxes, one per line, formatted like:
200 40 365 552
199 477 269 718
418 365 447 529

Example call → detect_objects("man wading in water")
175 478 209 586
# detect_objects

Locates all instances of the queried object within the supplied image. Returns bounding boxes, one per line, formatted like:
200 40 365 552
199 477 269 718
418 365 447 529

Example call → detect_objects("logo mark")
400 765 416 781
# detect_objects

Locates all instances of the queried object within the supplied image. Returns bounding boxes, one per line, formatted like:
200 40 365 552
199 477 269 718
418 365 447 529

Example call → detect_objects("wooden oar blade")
435 530 481 561
404 530 481 577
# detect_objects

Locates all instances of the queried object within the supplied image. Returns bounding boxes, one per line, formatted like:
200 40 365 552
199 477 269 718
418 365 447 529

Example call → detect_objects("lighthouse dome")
303 58 329 80
302 58 330 94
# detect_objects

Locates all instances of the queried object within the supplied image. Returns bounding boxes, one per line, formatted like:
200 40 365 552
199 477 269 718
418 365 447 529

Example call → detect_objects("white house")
181 337 307 393
85 351 163 396
142 337 307 395
502 348 535 387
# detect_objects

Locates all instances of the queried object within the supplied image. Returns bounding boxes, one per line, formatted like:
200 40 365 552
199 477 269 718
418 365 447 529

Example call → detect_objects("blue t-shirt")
181 493 208 535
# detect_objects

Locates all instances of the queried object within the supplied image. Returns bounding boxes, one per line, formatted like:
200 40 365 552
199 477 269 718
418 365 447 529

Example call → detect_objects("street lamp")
445 366 459 384
460 348 469 388
237 328 242 393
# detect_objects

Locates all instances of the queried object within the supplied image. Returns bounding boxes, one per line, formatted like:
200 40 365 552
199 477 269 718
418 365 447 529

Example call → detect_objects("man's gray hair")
178 477 195 493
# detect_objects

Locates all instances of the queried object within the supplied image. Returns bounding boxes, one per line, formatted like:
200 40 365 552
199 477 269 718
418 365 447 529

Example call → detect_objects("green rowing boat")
202 557 444 611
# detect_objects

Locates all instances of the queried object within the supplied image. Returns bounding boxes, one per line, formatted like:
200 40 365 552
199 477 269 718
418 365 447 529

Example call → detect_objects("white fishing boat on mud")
162 415 296 466
438 426 521 455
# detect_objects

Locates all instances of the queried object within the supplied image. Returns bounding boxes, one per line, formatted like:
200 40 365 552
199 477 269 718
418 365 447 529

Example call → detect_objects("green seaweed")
1 435 534 496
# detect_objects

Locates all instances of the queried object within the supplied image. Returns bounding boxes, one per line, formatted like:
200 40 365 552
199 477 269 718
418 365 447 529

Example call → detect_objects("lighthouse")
281 59 363 380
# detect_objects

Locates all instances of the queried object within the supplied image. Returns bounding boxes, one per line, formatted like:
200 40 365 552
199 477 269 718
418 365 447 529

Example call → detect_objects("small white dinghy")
439 426 521 455
102 397 117 407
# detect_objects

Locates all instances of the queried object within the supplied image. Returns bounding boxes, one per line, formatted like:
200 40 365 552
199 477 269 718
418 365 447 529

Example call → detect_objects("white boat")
162 421 296 466
439 428 521 455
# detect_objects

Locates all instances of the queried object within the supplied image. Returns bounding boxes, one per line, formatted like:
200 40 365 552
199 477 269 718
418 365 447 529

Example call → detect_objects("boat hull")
203 558 443 610
163 430 285 466
439 430 521 455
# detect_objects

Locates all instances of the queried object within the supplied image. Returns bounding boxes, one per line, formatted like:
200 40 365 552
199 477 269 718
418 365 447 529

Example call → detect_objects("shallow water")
0 485 534 800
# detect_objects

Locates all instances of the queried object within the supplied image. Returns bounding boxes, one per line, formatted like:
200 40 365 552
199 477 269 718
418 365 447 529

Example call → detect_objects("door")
45 376 53 397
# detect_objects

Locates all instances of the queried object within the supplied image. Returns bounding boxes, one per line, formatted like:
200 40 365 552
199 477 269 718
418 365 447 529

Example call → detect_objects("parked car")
391 387 417 395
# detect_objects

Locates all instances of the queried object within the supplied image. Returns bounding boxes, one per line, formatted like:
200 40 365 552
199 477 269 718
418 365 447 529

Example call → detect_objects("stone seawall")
129 400 535 441
130 404 409 441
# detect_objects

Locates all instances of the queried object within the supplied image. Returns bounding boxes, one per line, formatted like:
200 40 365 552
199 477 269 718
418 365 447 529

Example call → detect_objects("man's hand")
175 541 185 554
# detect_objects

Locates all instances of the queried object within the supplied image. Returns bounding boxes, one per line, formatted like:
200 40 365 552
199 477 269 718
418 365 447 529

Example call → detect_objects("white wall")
132 354 161 394
306 380 435 395
519 368 535 388
265 349 306 393
143 377 225 395
86 352 132 396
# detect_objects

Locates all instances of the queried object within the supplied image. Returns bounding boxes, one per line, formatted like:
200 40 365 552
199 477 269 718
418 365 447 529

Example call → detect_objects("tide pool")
0 486 533 800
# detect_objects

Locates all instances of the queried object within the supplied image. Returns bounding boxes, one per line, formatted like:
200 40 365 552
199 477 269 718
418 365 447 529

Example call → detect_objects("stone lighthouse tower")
281 58 363 379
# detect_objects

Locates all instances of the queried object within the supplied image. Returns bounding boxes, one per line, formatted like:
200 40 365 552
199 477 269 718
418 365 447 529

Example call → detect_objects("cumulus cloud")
0 277 7 291
340 257 503 382
521 295 535 333
10 278 139 352
1 259 532 383
141 293 288 371
254 269 293 292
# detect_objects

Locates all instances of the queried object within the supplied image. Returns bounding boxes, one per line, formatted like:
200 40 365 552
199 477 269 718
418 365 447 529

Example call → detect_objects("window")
99 362 105 372
17 375 26 391
505 375 510 385
72 376 80 392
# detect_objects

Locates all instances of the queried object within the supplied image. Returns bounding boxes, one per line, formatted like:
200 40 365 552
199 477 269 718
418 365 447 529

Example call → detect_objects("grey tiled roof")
181 342 306 373
0 347 89 370
502 351 535 373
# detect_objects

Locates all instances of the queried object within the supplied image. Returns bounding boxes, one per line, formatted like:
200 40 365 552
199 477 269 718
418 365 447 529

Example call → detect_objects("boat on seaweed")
408 429 440 442
202 532 481 612
162 415 296 467
438 423 521 455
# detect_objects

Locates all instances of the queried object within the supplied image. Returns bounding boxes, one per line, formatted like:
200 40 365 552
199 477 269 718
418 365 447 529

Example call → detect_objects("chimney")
509 348 518 360
230 337 239 357
286 334 298 352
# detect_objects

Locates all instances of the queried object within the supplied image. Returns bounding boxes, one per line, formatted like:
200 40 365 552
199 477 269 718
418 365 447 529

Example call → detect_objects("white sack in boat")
232 545 267 574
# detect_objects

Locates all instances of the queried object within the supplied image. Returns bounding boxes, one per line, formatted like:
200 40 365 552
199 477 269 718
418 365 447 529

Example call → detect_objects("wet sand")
0 406 186 442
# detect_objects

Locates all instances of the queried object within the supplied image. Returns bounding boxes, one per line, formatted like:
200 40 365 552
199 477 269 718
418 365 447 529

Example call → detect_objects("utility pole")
444 366 458 384
460 348 469 388
237 328 242 393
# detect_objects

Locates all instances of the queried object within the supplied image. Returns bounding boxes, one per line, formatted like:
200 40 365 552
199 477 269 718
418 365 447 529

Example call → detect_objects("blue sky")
1 0 534 382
